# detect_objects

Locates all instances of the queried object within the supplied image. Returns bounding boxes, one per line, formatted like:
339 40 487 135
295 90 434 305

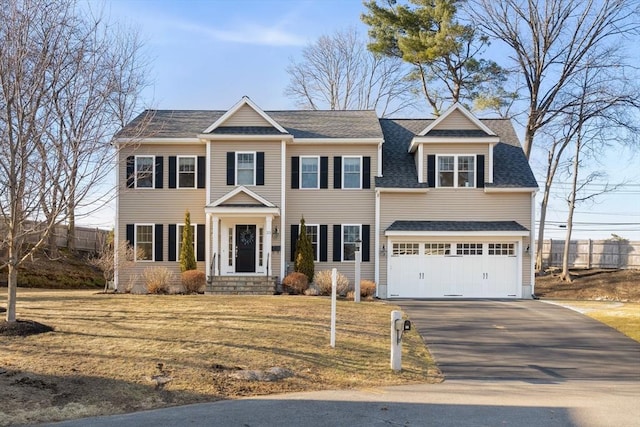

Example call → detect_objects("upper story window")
236 152 255 186
437 155 475 188
343 156 362 189
178 156 196 188
301 156 319 189
135 156 154 188
135 224 154 261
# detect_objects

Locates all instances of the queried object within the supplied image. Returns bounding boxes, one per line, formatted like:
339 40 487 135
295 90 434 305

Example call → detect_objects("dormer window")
438 155 475 188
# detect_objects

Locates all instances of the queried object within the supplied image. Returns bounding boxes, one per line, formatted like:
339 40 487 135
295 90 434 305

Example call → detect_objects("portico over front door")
236 224 256 272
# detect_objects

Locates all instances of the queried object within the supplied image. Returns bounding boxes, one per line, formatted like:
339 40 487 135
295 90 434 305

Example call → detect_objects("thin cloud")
172 20 307 47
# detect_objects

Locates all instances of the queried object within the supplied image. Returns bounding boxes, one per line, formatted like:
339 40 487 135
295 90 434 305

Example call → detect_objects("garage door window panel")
457 243 483 255
392 243 419 256
424 243 451 255
489 243 515 256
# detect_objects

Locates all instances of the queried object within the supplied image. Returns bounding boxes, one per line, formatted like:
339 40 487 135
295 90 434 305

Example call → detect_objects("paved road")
397 299 640 382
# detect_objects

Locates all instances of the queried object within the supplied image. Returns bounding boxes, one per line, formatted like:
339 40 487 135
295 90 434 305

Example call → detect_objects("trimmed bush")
179 210 197 272
360 279 376 298
294 217 315 283
313 269 349 296
144 267 174 294
182 270 206 294
282 272 309 294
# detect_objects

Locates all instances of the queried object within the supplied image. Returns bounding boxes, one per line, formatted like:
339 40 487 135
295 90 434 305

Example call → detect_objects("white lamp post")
354 238 361 302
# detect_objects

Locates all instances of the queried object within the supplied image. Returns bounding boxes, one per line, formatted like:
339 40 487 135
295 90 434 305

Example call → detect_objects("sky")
82 0 640 241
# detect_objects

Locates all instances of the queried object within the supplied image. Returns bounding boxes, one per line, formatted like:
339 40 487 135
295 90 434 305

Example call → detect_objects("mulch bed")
0 319 54 337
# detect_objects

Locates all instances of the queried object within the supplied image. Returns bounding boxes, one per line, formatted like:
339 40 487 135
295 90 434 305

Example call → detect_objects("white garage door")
388 241 519 298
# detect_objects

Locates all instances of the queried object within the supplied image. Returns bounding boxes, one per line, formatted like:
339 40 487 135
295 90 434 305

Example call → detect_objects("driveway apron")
398 300 640 382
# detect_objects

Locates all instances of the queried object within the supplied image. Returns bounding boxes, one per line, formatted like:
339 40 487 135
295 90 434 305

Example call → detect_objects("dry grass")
549 301 640 343
0 289 440 426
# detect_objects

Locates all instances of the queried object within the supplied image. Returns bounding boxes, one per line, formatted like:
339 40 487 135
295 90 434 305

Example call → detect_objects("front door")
236 225 256 272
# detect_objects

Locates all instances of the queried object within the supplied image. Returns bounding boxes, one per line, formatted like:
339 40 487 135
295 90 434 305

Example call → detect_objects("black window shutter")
256 152 265 185
154 224 163 261
290 225 299 262
320 157 328 189
427 155 436 187
197 224 205 261
126 224 134 246
476 155 485 188
168 156 177 189
333 157 342 189
333 224 342 261
168 224 176 262
361 225 370 262
363 156 371 189
126 156 135 188
320 225 328 262
291 156 299 189
155 157 163 189
197 156 206 188
226 152 235 185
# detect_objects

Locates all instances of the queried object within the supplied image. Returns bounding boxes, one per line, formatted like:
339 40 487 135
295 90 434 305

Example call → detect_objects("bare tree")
467 0 640 158
88 232 139 292
285 27 416 117
0 0 148 322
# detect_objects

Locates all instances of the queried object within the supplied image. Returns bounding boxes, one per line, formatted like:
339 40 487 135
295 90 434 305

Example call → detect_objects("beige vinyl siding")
221 104 272 127
225 191 264 205
435 108 478 130
378 191 532 288
209 141 282 205
423 143 490 185
285 143 378 283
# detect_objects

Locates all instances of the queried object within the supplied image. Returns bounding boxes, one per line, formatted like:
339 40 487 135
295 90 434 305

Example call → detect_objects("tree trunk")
560 136 582 282
6 257 17 323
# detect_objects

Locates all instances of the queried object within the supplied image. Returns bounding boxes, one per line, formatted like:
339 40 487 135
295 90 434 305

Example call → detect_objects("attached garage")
385 221 529 299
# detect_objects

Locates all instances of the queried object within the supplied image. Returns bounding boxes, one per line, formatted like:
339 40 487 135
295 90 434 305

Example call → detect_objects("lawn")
547 300 640 342
0 289 441 426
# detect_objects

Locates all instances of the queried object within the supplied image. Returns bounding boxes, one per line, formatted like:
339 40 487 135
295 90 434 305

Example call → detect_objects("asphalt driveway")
398 300 640 382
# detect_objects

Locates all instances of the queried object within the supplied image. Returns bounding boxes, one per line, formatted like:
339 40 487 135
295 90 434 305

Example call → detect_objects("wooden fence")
538 239 640 269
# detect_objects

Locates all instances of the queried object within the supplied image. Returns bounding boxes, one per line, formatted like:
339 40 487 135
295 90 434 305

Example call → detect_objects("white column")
212 215 219 276
265 215 273 276
205 213 211 279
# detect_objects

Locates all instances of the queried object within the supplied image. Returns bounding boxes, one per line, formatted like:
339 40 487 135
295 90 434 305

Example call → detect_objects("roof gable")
209 186 275 208
419 103 496 136
203 96 287 134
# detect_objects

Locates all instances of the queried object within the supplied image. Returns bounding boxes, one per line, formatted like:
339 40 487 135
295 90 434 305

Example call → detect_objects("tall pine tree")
179 210 197 272
294 217 315 283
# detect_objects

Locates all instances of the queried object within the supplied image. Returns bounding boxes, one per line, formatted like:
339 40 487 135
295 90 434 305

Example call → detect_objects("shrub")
179 210 197 272
294 217 315 283
304 285 320 296
346 280 376 300
282 272 309 294
182 270 206 294
144 267 174 294
313 270 349 296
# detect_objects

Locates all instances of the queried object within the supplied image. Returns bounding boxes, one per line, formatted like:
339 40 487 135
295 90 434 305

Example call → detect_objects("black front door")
236 225 256 273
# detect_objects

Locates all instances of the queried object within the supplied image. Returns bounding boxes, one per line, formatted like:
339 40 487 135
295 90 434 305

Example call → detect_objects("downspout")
280 139 286 283
374 189 380 296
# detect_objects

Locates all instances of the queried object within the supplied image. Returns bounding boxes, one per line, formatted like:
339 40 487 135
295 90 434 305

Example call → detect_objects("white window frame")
177 155 197 189
488 243 515 256
342 156 362 190
424 243 451 256
236 151 256 186
392 242 420 256
436 154 475 188
176 223 197 261
135 224 154 262
135 155 154 189
456 243 483 256
300 156 320 189
342 224 361 262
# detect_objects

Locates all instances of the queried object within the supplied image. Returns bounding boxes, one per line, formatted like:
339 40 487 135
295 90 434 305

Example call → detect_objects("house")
114 97 538 298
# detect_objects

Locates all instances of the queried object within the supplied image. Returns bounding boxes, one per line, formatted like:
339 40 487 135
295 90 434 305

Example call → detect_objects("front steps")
206 275 277 295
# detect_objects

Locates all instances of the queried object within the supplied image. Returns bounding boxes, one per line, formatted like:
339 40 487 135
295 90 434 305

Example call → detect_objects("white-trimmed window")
176 224 196 259
178 156 196 188
489 243 515 256
437 155 475 188
457 243 483 255
424 243 451 255
227 228 233 266
301 156 319 189
305 224 319 261
343 156 362 189
342 224 361 261
236 152 256 186
392 243 420 256
135 224 154 261
135 156 154 188
258 227 264 267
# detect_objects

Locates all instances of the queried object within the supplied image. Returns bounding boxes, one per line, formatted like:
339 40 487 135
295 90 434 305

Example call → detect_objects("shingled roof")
116 109 383 140
386 220 529 232
376 118 538 189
